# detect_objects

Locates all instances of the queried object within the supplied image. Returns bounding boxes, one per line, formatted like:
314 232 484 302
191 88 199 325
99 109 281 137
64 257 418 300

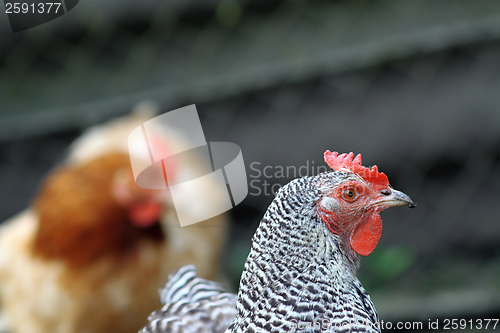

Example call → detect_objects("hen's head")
317 151 414 259
33 153 166 267
112 166 165 228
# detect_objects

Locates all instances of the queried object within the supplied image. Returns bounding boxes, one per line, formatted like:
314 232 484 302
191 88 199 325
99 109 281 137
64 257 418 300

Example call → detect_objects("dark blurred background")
1 0 500 332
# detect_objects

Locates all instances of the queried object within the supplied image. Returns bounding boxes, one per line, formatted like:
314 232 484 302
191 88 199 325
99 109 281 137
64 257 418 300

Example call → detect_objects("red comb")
324 151 389 187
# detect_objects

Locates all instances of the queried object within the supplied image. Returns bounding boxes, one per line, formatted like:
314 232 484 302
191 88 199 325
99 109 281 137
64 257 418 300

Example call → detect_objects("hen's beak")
374 189 416 209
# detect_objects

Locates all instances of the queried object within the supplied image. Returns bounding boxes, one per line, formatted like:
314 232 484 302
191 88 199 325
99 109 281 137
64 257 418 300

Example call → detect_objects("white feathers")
140 265 237 333
320 196 340 212
159 265 226 304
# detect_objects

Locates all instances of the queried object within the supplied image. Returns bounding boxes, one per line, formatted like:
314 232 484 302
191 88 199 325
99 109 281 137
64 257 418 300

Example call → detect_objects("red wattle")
350 213 382 256
129 202 162 228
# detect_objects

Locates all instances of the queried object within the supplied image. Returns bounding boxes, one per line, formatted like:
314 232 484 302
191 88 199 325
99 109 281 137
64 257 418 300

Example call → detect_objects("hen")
0 108 229 333
140 151 414 333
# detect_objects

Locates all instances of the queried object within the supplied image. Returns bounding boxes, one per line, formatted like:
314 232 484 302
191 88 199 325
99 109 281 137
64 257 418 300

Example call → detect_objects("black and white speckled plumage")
228 171 380 333
140 265 237 333
141 170 385 333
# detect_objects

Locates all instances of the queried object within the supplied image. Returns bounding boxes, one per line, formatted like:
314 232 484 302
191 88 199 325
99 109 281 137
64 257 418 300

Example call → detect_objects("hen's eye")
343 189 356 200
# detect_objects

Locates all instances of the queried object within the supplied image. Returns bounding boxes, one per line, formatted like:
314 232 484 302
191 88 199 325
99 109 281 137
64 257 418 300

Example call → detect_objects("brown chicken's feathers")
33 153 164 269
0 111 229 333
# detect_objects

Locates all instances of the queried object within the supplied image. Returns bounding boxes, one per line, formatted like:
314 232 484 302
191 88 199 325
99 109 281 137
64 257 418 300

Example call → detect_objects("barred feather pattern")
139 265 237 333
140 171 381 333
227 172 380 333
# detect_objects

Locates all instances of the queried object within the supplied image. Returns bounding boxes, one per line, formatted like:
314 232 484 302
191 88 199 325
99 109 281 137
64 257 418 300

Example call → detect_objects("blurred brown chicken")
0 105 229 333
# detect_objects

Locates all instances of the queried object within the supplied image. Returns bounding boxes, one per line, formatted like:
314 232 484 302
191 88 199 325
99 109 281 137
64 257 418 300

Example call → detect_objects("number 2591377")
5 2 62 14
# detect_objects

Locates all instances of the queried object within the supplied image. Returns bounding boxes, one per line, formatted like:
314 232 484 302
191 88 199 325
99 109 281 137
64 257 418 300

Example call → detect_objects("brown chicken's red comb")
324 150 389 187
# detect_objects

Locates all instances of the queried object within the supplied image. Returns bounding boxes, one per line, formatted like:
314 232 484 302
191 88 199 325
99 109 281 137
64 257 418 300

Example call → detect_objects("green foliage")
361 245 414 291
227 241 251 289
216 1 242 27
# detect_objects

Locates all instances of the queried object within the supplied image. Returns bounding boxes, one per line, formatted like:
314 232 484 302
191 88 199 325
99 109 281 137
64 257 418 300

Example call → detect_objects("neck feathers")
230 176 371 333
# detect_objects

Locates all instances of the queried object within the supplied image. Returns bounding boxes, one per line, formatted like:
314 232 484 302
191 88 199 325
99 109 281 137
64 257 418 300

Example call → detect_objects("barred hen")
0 108 228 333
140 151 414 333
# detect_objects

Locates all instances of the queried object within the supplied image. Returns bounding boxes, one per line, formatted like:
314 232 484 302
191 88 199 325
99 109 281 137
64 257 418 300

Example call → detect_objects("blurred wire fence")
2 0 500 331
3 0 500 138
